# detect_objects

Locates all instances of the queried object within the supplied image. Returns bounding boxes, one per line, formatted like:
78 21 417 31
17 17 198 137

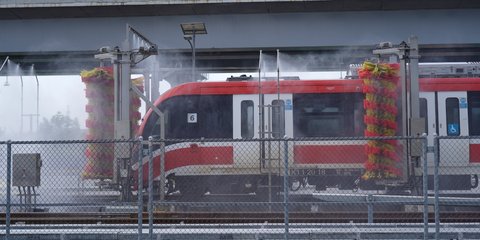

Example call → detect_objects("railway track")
1 212 480 225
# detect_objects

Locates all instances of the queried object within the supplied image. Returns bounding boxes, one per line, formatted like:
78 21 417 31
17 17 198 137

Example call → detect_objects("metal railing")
1 135 480 239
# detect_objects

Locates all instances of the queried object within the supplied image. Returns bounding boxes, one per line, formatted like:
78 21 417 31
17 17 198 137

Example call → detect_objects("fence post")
159 139 165 202
433 134 440 239
422 133 428 240
6 140 12 239
283 138 289 240
148 136 154 240
137 137 144 240
367 194 373 224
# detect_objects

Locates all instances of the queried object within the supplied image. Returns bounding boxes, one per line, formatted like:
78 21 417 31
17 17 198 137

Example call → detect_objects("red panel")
470 144 480 163
294 145 366 164
420 78 480 92
141 145 234 183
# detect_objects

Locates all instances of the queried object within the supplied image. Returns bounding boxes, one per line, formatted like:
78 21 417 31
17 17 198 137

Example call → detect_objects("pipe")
35 75 39 129
0 56 8 72
20 75 24 133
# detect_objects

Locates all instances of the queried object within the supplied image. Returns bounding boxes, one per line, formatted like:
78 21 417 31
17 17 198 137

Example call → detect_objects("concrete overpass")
1 0 480 76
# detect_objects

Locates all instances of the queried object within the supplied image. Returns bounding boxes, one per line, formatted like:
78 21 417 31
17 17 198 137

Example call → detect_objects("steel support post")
148 137 154 240
422 134 429 240
113 52 132 140
398 48 408 137
367 194 373 224
159 138 165 201
113 51 132 194
137 137 144 240
283 139 289 240
433 135 440 239
6 140 12 239
144 72 151 115
408 36 420 119
192 31 196 81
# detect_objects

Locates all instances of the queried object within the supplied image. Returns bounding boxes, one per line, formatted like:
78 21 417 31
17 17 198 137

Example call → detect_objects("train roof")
154 78 480 104
157 79 362 101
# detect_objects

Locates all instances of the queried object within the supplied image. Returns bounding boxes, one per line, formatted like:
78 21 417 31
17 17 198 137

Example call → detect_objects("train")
133 63 480 199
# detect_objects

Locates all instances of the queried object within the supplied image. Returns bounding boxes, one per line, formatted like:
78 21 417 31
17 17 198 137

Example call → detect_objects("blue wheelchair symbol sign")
448 123 459 135
285 99 292 110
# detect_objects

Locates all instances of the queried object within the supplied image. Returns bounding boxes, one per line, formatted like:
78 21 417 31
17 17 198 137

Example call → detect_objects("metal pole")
35 75 39 130
144 72 151 115
276 49 282 97
268 109 272 209
148 136 154 240
408 36 420 119
20 75 24 133
422 133 429 240
283 139 289 240
399 48 408 137
433 134 440 239
192 30 196 81
0 56 8 72
137 137 144 240
159 138 165 201
367 195 373 223
258 50 264 162
6 140 12 239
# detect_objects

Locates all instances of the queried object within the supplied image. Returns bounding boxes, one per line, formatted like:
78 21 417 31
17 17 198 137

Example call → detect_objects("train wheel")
289 177 307 192
166 175 176 194
471 174 479 189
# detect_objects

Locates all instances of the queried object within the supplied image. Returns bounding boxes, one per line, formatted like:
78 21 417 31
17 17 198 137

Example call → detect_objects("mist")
0 60 88 140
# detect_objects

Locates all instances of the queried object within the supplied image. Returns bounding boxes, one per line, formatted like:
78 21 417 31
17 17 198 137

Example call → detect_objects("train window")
158 95 233 139
354 100 365 136
198 95 233 138
241 100 254 139
468 92 480 136
293 93 361 137
272 100 285 138
419 98 428 134
446 98 460 136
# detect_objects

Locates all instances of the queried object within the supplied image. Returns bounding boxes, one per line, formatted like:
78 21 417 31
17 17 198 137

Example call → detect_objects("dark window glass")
241 100 254 139
150 95 232 139
446 98 460 136
468 92 480 136
293 93 363 137
272 100 285 138
419 98 428 134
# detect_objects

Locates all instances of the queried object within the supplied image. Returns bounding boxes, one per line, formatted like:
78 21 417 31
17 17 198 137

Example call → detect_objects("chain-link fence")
1 136 480 239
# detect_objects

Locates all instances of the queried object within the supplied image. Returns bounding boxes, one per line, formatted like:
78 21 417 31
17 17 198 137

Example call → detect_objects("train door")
419 92 437 146
233 94 260 169
437 92 469 166
261 94 293 172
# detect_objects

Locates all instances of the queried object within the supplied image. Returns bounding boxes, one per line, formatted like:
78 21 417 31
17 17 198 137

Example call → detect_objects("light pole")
180 22 207 82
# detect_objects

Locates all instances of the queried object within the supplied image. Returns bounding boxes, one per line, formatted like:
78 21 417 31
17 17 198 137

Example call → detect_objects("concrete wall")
1 9 479 53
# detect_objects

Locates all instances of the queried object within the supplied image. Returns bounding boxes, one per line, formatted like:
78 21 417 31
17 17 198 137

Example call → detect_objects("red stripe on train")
293 145 366 164
470 144 480 163
141 145 234 183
